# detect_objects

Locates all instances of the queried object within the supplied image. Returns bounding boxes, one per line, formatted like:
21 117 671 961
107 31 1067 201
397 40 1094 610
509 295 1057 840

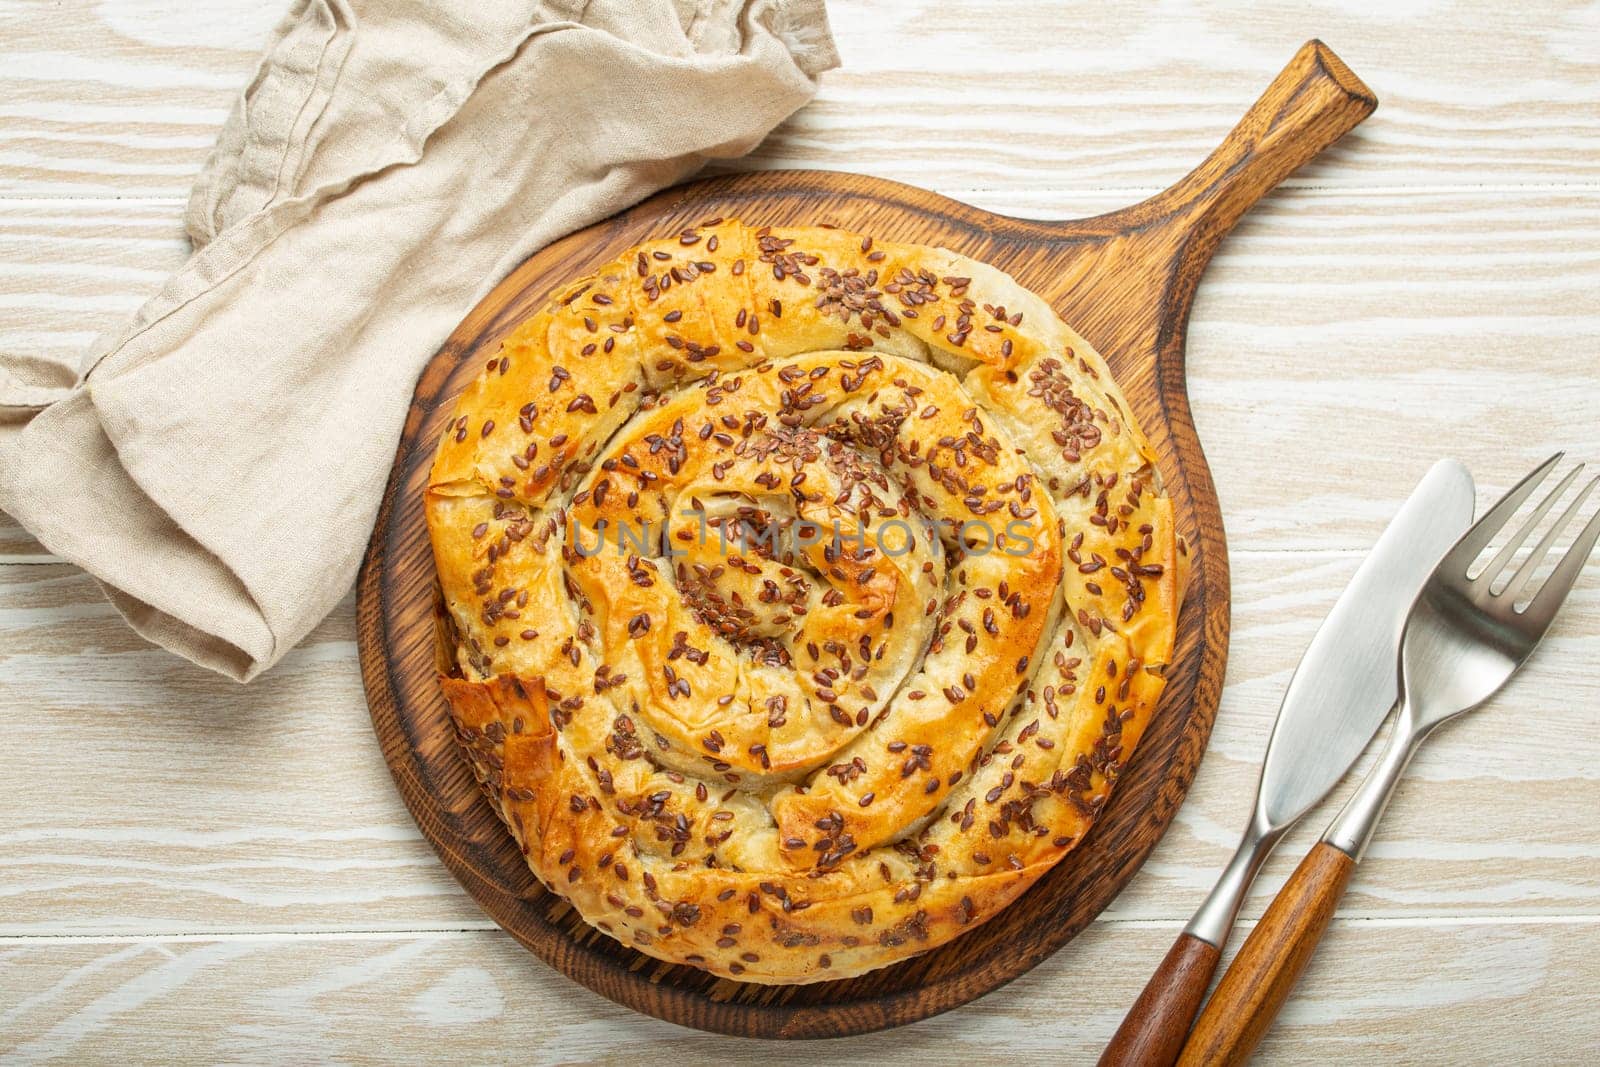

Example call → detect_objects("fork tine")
1478 464 1583 588
1442 452 1564 575
1502 473 1600 603
1522 493 1600 627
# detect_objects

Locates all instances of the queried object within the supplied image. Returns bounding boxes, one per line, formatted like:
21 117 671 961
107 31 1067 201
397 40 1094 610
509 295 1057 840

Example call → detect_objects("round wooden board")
357 43 1375 1039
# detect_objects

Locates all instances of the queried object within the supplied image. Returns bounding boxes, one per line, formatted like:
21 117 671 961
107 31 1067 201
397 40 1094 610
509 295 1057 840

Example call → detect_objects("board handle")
1128 40 1376 266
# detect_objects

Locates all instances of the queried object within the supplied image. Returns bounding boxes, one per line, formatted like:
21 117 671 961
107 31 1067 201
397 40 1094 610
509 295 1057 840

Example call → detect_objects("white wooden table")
2 2 1597 1062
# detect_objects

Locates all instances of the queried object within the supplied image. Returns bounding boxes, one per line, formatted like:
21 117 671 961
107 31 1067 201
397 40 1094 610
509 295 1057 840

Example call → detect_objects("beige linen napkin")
0 0 837 680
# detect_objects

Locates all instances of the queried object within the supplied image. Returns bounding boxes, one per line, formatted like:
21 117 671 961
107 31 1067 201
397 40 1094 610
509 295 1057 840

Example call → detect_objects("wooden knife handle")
1098 932 1222 1066
1176 843 1357 1066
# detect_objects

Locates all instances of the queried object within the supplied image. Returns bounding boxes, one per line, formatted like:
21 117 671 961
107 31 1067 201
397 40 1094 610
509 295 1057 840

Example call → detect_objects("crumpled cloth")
0 0 836 680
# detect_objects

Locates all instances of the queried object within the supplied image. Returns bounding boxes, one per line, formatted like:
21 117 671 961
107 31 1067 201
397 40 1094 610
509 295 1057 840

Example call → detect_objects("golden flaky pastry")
424 219 1187 984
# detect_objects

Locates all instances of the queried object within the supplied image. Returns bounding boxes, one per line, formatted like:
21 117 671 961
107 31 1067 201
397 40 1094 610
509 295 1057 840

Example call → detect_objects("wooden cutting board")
356 40 1375 1039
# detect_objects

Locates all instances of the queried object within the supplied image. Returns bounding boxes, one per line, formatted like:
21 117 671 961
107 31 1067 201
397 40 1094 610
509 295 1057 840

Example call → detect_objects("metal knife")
1098 458 1476 1067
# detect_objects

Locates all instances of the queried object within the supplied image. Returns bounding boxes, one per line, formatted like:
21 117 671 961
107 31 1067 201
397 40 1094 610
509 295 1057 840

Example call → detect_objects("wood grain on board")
353 40 1387 1034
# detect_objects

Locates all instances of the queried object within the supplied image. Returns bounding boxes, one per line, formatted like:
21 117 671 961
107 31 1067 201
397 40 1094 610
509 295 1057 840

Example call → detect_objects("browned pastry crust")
425 220 1185 984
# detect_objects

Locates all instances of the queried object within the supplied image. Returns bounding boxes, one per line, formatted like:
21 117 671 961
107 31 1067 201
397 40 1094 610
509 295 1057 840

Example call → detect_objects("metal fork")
1177 453 1600 1067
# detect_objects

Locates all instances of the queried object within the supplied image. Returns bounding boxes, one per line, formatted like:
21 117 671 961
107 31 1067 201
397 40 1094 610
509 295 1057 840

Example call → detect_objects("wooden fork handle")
1098 932 1222 1066
1176 843 1357 1066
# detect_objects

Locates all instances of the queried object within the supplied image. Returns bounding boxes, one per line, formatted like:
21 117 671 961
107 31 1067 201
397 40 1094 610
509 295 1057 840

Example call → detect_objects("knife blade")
1099 457 1475 1067
1222 454 1472 857
1189 455 1476 940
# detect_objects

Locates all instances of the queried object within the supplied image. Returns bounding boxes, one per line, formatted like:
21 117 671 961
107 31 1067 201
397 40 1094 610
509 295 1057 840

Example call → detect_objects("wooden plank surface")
2 0 1598 1060
3 554 1594 936
4 2 1600 198
0 511 49 562
3 188 1597 552
1 920 1594 1064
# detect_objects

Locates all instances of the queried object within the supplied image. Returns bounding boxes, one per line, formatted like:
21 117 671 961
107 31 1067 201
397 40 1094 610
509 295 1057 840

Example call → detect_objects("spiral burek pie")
425 219 1186 983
